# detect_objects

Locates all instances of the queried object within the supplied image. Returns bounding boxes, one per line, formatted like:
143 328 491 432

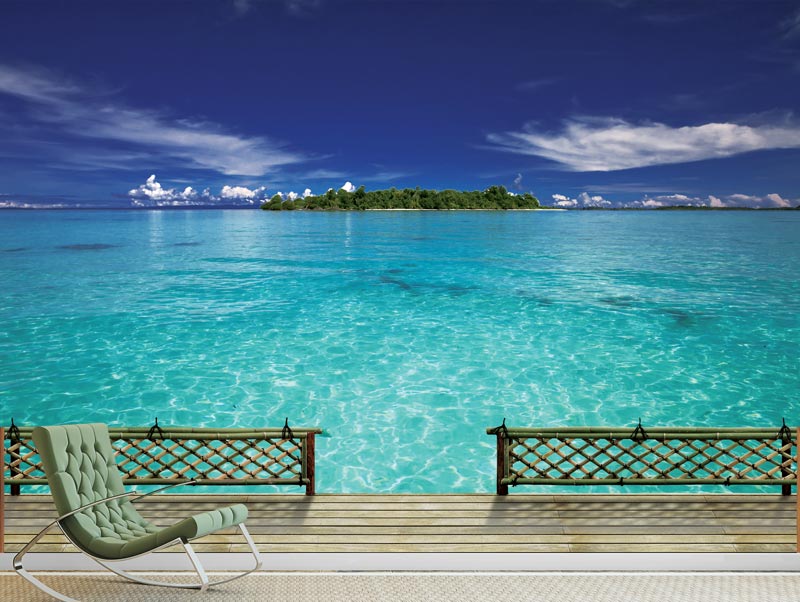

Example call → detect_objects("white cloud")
551 192 611 208
487 116 800 171
513 173 523 190
651 193 700 205
0 64 81 104
765 193 792 208
0 64 305 176
340 181 356 193
659 194 694 203
128 175 200 204
286 191 299 201
625 194 702 208
302 188 313 198
551 193 577 208
548 190 798 209
577 192 612 207
220 185 266 199
0 200 71 209
728 193 758 204
73 108 299 176
128 175 270 207
628 192 796 209
726 192 793 208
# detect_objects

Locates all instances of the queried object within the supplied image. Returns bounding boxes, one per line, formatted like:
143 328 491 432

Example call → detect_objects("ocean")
1 209 798 492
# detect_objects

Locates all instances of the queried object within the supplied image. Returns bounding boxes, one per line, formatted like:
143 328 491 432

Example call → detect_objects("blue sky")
0 0 799 208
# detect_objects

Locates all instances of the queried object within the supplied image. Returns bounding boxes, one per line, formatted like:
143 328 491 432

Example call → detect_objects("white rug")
2 571 800 602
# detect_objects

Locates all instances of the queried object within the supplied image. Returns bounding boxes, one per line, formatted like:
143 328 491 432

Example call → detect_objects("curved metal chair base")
14 522 263 601
15 566 79 602
96 524 262 591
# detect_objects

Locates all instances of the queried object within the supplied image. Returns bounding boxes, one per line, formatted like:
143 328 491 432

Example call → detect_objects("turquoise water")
1 209 799 493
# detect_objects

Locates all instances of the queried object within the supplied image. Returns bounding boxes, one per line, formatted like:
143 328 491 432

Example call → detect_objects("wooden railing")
3 424 322 493
487 423 796 495
1 423 322 552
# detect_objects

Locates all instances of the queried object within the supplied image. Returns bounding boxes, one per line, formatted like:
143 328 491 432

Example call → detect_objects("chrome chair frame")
13 480 263 602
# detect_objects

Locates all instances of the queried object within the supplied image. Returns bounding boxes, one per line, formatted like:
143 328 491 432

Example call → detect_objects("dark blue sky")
0 0 798 208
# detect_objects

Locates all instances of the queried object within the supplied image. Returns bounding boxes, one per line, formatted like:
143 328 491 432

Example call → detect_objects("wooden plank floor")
2 494 796 553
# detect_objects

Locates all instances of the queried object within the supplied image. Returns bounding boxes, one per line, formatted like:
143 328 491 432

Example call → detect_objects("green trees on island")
260 186 540 211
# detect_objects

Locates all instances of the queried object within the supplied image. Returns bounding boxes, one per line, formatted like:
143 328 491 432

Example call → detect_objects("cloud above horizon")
126 175 355 207
220 184 267 200
488 117 800 171
550 190 796 209
128 174 270 207
551 192 612 208
0 64 306 176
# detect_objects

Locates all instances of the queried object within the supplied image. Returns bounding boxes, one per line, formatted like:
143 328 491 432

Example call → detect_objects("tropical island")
260 185 540 211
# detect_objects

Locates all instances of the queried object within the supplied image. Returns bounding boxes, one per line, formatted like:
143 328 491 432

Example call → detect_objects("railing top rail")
502 477 798 485
5 426 323 439
486 426 793 438
7 477 306 485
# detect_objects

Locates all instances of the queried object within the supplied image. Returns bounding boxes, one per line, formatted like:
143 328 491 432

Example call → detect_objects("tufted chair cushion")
32 423 248 560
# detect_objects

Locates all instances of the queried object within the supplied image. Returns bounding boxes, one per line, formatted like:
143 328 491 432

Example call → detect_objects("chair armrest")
128 479 198 503
53 479 199 524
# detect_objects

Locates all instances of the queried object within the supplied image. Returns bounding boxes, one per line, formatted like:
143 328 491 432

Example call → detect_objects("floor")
4 571 800 602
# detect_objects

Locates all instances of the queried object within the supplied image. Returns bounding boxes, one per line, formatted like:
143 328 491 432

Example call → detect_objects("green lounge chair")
13 423 262 601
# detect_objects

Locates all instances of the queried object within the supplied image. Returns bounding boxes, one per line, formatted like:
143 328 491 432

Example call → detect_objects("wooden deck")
2 494 796 554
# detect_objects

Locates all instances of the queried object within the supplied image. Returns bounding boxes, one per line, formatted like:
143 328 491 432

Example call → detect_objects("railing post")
496 434 508 496
305 432 315 496
8 430 20 496
782 426 792 496
1 426 5 553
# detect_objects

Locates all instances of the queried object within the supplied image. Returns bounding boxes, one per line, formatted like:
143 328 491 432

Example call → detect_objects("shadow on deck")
3 493 796 554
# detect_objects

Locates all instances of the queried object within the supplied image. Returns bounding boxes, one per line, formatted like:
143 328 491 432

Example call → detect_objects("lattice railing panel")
506 433 796 485
114 437 304 481
3 437 45 482
3 426 321 492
